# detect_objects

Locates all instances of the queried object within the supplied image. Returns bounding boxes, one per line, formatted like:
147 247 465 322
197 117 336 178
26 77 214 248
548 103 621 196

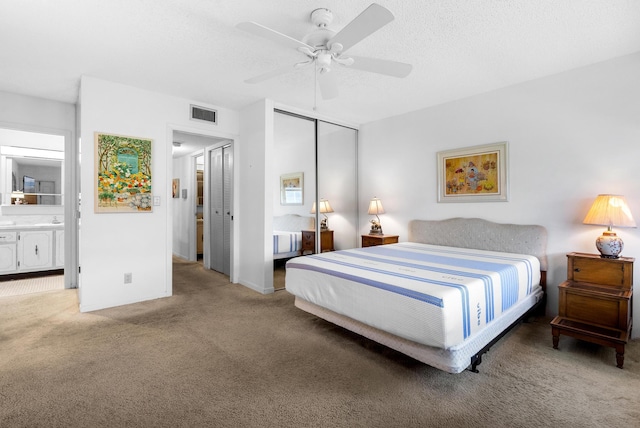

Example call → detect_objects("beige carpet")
1 259 639 427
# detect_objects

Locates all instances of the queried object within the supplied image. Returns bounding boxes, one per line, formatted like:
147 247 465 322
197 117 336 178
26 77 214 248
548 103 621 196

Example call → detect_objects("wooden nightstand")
361 234 399 248
301 230 334 255
550 252 634 368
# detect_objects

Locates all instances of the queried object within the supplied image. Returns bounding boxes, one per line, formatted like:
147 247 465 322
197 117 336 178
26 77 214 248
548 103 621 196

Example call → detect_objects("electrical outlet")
124 273 132 284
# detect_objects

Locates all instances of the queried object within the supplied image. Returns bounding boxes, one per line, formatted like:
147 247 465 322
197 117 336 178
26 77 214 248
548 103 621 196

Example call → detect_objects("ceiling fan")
237 3 412 100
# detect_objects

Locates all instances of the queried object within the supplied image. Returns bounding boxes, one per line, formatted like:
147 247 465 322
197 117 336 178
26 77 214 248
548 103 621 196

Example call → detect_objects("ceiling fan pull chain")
313 65 317 111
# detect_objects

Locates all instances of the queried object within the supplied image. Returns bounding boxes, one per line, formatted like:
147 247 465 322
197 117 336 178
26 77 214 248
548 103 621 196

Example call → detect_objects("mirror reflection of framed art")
280 172 303 205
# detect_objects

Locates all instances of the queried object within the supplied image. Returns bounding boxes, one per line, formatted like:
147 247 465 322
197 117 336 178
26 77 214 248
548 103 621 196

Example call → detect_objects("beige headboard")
273 214 314 232
408 218 548 271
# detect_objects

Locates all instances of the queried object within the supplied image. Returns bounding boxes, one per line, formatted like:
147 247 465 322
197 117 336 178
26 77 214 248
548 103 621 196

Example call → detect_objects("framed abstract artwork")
437 142 508 203
95 132 153 212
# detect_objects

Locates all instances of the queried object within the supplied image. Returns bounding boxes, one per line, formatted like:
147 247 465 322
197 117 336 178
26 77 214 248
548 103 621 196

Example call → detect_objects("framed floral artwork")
95 132 153 212
437 142 508 203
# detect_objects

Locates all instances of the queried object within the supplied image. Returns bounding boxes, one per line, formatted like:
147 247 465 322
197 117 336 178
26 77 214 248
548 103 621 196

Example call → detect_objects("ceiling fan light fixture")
317 52 332 68
328 42 344 53
334 55 354 66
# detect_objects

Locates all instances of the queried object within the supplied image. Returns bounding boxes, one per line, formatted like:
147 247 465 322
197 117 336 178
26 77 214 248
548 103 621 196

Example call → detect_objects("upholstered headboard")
273 214 315 232
408 218 548 271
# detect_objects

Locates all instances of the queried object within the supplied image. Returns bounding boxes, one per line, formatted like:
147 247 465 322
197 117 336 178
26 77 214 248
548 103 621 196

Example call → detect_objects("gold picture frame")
437 142 508 203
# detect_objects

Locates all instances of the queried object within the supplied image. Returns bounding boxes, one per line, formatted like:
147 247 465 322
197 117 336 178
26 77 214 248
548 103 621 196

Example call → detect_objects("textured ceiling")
2 1 640 124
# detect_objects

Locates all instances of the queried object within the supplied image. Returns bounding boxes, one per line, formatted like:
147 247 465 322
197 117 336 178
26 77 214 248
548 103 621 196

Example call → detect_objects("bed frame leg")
469 354 482 373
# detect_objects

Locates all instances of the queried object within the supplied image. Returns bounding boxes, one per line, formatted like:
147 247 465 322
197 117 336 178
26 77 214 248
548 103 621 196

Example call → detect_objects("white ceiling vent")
190 105 217 125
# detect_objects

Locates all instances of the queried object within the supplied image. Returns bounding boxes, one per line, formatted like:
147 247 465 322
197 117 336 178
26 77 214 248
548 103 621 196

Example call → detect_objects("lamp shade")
583 194 636 258
310 199 334 214
367 197 385 215
583 195 636 228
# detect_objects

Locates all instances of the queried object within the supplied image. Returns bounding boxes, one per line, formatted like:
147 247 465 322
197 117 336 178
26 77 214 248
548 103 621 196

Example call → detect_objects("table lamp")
311 199 333 230
11 191 24 205
368 197 385 234
583 194 636 258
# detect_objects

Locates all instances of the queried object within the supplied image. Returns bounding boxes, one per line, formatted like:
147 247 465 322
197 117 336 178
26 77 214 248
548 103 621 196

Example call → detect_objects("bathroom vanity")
0 223 64 274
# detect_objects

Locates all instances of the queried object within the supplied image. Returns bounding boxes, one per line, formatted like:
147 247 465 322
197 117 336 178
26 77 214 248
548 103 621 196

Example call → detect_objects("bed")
285 218 548 373
273 214 315 260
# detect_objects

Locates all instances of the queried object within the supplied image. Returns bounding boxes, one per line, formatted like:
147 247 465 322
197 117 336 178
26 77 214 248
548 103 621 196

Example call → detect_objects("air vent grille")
190 105 217 124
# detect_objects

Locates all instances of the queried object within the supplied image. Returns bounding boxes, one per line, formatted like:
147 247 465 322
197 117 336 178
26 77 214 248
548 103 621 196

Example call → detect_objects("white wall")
0 91 75 134
79 76 239 312
359 52 640 330
238 99 274 294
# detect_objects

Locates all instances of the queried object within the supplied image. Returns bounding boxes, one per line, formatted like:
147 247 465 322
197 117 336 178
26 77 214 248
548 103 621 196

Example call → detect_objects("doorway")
0 125 75 294
171 130 234 279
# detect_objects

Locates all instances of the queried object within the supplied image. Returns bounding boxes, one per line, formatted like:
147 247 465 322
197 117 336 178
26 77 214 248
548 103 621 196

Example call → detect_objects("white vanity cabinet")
18 230 53 271
0 226 63 275
0 231 17 273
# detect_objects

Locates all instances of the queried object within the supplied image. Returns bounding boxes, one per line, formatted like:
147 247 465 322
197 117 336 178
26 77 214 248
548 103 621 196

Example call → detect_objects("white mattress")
273 230 302 255
285 243 541 350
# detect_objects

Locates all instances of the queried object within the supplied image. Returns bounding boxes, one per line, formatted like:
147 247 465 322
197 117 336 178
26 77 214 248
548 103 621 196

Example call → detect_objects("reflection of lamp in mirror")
11 191 24 205
368 197 385 234
311 199 334 230
583 194 636 258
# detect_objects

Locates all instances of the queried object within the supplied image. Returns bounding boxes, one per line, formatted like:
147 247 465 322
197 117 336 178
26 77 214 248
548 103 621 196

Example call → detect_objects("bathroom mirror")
0 128 64 206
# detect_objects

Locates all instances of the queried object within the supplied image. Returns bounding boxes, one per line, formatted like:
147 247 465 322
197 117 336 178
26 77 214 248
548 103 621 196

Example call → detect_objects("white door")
19 230 53 271
209 144 232 276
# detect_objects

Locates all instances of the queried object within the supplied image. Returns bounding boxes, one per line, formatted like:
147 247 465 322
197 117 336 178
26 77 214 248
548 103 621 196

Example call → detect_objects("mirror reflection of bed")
273 214 314 291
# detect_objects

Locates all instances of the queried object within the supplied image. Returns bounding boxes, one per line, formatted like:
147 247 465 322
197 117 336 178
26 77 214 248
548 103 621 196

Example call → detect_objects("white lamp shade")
311 199 334 214
583 195 636 228
583 194 636 258
367 198 385 215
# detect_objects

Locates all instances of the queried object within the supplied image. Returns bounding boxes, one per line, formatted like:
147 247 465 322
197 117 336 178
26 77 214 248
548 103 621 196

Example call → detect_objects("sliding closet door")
273 111 357 262
273 111 317 239
317 121 358 251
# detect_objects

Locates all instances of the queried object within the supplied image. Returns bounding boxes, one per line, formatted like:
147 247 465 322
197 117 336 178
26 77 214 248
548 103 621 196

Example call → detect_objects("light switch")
153 196 161 206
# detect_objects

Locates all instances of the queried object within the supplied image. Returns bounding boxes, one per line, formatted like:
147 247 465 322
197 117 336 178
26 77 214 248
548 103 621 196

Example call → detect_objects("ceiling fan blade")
348 56 413 78
318 70 339 100
328 3 394 52
237 21 314 51
244 64 295 84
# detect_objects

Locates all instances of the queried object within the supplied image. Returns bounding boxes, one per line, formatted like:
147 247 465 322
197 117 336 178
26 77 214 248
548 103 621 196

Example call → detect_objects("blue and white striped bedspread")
273 231 302 255
285 242 541 349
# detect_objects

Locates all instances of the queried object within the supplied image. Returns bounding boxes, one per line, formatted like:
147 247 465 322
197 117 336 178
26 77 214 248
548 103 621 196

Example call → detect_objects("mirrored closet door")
317 121 358 252
273 111 358 289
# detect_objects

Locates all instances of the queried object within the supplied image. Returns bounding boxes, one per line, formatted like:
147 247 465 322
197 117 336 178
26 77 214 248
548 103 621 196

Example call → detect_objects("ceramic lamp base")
595 230 623 259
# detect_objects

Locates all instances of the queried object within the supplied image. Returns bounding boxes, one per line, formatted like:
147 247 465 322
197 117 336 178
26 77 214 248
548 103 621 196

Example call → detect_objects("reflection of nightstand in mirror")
362 234 399 247
302 230 334 254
